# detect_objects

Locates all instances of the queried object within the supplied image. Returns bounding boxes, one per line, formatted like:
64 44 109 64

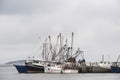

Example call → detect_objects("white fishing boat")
45 62 62 73
97 62 111 69
61 62 79 74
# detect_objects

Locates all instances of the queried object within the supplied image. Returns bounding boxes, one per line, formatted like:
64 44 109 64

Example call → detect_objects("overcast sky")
0 0 120 63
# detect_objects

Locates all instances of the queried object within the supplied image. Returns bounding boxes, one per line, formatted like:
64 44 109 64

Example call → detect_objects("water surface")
0 66 120 80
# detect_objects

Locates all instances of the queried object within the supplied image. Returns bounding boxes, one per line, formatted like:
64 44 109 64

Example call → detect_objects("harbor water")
0 66 120 80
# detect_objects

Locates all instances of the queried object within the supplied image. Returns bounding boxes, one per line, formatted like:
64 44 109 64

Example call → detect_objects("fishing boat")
14 60 45 73
111 65 120 73
45 62 62 73
91 55 111 73
91 62 111 73
61 62 79 73
14 33 85 74
25 60 45 73
111 55 120 73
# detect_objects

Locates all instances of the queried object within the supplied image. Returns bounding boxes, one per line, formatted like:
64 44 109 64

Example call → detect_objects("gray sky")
0 0 120 63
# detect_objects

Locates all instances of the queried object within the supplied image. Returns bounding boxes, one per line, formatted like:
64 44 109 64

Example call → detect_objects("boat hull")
14 65 27 73
26 65 44 73
91 66 111 73
62 70 78 73
14 65 44 73
111 66 120 73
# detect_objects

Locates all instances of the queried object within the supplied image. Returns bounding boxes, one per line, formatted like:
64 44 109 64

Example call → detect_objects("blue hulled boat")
14 60 45 73
25 60 45 73
111 66 120 73
111 55 120 73
14 65 27 73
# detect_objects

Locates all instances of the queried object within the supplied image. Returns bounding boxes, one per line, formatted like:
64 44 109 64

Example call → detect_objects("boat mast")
43 38 47 61
71 32 74 57
55 35 59 52
59 33 62 49
102 54 104 62
59 33 62 62
116 55 120 62
42 43 45 61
